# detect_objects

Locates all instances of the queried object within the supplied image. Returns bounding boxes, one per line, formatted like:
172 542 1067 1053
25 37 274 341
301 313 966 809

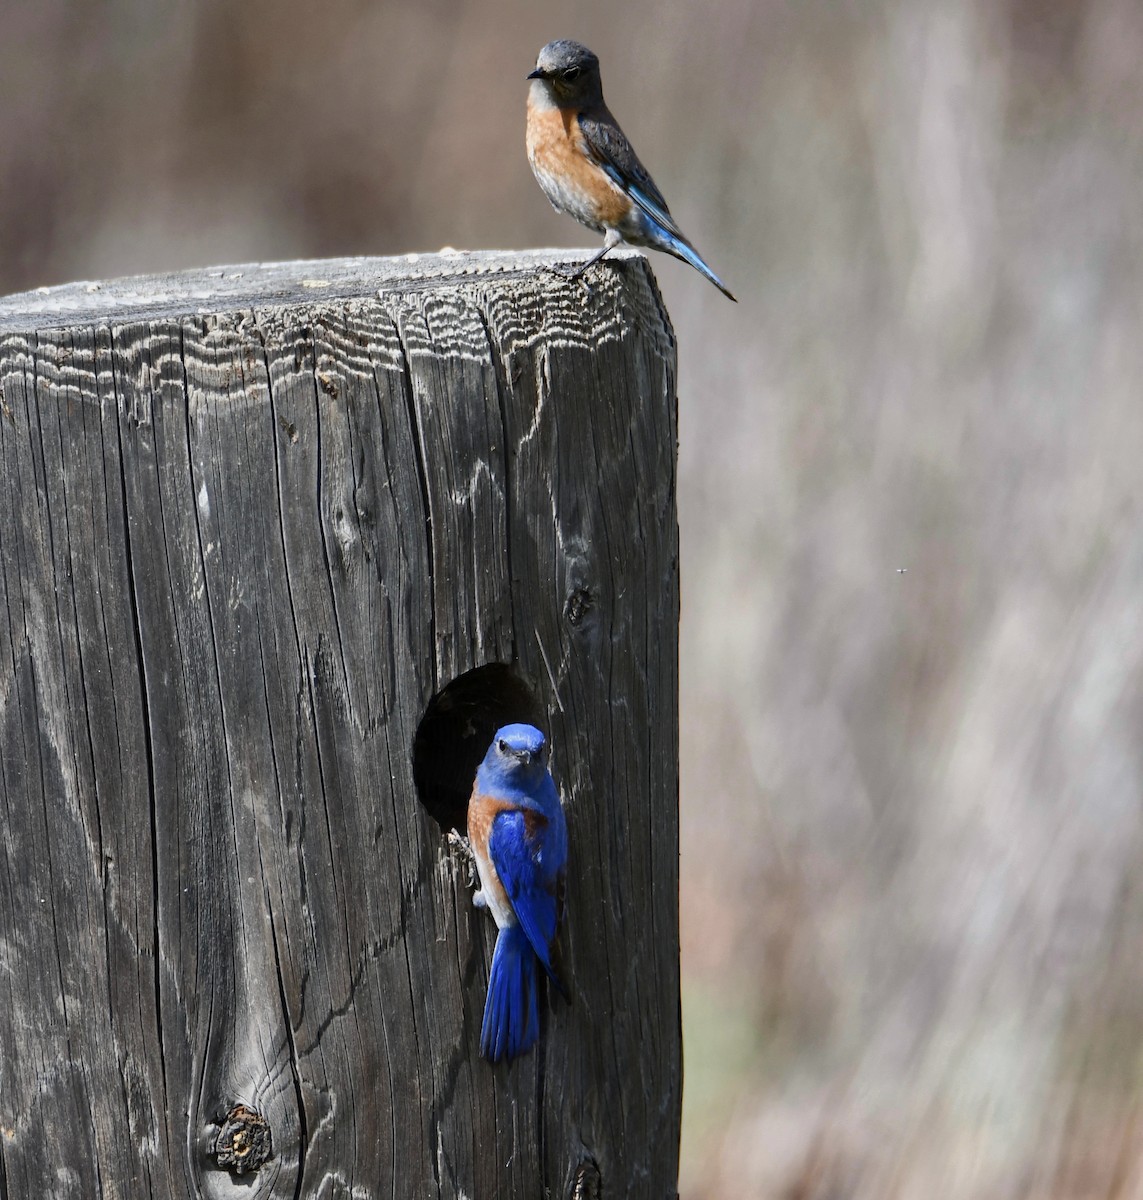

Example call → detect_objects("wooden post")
0 251 680 1198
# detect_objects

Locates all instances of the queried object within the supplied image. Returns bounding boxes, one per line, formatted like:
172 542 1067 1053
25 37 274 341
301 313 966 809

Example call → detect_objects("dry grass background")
4 1 1143 1195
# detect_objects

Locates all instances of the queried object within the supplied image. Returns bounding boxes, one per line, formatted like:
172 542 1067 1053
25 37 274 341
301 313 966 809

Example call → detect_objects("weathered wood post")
0 251 680 1198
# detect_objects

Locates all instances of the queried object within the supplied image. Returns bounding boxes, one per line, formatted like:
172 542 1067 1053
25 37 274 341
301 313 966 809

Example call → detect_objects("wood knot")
571 1156 602 1199
213 1104 273 1175
564 587 595 627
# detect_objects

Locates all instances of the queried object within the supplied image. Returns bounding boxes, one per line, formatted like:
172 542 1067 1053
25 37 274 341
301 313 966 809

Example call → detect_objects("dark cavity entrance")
413 663 544 834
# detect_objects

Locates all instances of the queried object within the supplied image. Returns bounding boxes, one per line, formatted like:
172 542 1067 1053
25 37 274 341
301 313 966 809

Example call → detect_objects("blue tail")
481 925 540 1062
659 231 737 302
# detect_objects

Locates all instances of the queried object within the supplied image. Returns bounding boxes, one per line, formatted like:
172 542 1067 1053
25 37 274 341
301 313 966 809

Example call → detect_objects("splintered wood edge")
0 249 654 332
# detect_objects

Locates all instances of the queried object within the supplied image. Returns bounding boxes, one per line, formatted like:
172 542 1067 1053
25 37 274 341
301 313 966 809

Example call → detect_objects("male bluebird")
526 39 736 301
467 723 569 1062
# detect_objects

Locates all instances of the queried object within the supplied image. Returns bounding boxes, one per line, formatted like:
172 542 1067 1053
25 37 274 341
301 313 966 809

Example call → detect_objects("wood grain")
0 251 680 1198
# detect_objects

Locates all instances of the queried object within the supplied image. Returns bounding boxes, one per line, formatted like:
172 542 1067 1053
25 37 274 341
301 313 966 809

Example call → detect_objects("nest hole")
412 663 543 834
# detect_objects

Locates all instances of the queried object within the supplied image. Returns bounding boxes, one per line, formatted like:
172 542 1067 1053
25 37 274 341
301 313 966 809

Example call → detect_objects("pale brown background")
5 2 1143 1196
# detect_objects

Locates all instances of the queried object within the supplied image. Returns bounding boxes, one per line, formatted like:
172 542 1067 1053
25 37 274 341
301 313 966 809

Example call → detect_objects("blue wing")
577 108 684 239
488 810 567 998
577 107 738 302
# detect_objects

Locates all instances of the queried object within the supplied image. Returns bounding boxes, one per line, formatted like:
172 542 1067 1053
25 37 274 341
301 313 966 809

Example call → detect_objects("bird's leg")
547 230 622 285
568 230 622 279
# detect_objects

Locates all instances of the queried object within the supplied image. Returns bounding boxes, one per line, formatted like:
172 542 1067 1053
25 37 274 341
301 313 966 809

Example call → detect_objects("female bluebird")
467 724 569 1062
526 39 736 301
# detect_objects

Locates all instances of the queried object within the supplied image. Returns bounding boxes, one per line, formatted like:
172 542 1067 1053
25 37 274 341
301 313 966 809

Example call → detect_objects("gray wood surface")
0 251 681 1198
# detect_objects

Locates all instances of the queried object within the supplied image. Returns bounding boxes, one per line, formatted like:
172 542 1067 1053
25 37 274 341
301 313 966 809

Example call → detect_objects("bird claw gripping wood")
543 262 597 296
447 828 479 890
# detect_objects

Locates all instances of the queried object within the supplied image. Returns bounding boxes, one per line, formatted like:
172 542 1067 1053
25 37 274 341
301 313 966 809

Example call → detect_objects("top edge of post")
0 249 651 333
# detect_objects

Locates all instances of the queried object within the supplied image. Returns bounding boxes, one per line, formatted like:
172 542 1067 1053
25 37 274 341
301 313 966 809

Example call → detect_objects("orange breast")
468 792 516 922
469 793 510 854
526 102 632 230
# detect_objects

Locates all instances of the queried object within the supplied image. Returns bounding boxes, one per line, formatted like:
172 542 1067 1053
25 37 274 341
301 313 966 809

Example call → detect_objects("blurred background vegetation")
5 1 1143 1195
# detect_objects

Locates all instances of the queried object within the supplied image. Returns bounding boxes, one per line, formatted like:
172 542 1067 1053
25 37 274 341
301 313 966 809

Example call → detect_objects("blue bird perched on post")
526 38 737 301
468 724 569 1062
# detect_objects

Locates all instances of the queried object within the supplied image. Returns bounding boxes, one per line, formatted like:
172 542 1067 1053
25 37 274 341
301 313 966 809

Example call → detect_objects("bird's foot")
543 263 596 298
446 829 479 888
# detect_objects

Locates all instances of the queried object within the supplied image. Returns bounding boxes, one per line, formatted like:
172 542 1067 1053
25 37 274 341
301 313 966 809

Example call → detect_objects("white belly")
473 841 517 930
529 157 607 233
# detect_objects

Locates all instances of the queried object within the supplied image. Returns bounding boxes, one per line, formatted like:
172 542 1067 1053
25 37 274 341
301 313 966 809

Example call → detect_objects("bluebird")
467 723 569 1062
527 39 736 301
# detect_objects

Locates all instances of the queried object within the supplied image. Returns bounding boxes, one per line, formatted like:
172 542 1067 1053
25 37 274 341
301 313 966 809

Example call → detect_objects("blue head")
479 723 550 791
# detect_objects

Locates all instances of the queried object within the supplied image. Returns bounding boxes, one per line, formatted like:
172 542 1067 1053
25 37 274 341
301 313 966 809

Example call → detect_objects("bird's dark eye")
563 66 581 82
497 738 509 754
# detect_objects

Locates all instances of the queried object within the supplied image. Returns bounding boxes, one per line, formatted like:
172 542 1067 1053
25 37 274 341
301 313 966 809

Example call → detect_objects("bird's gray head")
528 40 604 107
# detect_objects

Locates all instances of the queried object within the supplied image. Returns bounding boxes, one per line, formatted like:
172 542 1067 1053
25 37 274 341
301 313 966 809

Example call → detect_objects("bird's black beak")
527 67 545 80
